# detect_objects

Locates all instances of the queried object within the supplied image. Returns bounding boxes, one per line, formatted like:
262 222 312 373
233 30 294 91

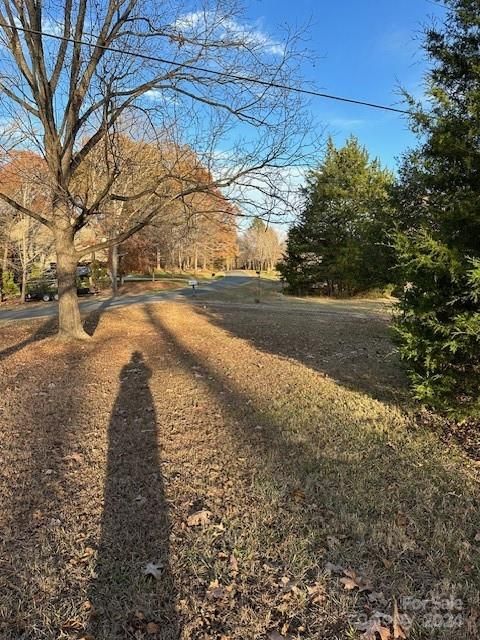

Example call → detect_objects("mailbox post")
188 279 198 296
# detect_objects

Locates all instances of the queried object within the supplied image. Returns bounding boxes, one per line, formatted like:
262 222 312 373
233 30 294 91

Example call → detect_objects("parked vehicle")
26 265 93 302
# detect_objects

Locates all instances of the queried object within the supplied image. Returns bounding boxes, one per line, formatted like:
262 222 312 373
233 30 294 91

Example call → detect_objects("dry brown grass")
118 281 182 295
0 298 479 640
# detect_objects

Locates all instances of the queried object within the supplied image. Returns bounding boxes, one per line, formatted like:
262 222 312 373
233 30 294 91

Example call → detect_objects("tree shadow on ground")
0 343 93 639
0 315 58 362
0 299 110 362
83 298 111 336
88 351 178 640
143 305 479 639
194 302 407 405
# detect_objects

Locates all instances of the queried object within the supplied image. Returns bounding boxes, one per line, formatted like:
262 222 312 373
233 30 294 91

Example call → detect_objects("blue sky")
245 0 446 171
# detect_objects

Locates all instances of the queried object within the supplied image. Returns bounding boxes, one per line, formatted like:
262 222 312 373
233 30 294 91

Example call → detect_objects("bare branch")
0 190 51 227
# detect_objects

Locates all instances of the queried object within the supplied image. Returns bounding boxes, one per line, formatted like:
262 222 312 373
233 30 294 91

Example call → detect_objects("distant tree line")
0 143 239 301
0 144 286 302
0 0 313 339
280 0 480 417
238 218 283 272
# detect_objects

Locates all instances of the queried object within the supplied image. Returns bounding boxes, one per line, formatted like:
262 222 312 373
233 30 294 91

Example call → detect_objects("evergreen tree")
280 137 395 295
394 0 480 415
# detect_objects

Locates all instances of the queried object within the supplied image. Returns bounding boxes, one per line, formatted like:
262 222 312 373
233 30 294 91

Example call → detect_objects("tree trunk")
111 244 118 297
0 241 8 302
20 225 27 304
20 265 27 304
55 229 89 340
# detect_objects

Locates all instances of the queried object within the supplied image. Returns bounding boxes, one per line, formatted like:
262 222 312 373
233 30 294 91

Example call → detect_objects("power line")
0 21 413 116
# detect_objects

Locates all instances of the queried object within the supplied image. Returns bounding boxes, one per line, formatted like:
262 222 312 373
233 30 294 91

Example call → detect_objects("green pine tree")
394 0 480 415
280 137 395 296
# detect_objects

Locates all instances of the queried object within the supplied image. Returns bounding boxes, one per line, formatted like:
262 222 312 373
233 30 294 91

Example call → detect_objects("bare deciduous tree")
0 0 314 338
239 217 283 271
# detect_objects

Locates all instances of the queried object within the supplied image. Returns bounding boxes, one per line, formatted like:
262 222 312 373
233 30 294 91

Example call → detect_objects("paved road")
0 273 253 323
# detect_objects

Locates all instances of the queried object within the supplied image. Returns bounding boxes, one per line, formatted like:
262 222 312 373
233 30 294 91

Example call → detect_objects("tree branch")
0 191 51 227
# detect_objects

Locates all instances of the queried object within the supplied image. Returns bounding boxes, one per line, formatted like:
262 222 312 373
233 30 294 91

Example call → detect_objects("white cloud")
142 89 179 105
174 11 284 56
329 117 365 129
144 89 165 101
174 11 205 31
41 17 65 37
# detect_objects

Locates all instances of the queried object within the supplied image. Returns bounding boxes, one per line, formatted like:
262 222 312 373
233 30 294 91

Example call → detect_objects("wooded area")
0 145 283 297
280 0 480 417
0 0 311 338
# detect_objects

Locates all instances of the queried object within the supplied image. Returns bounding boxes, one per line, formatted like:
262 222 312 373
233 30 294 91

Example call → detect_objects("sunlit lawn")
0 296 478 639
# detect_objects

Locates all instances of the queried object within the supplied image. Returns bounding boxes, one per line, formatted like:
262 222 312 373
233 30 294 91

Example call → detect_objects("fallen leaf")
466 607 480 634
206 579 231 600
146 621 160 635
340 576 358 590
340 568 372 592
187 509 212 527
144 561 163 580
360 620 391 640
393 598 407 639
229 553 238 574
61 618 83 631
289 487 306 503
307 582 325 604
395 512 409 527
81 600 95 616
79 547 95 562
65 452 84 464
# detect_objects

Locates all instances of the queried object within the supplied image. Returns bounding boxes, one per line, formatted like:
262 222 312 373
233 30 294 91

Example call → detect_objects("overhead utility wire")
0 21 414 116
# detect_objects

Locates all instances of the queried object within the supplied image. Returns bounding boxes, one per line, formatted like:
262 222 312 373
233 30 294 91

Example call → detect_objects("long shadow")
83 298 111 336
0 342 92 638
143 305 480 639
88 351 178 640
193 302 406 404
0 298 111 363
0 315 58 362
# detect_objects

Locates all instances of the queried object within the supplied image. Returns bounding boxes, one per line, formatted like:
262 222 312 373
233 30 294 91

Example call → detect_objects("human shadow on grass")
144 305 480 639
194 303 406 405
88 351 179 640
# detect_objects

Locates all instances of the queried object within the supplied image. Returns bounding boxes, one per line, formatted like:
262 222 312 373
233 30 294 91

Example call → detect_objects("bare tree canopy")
0 0 315 338
239 217 283 271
